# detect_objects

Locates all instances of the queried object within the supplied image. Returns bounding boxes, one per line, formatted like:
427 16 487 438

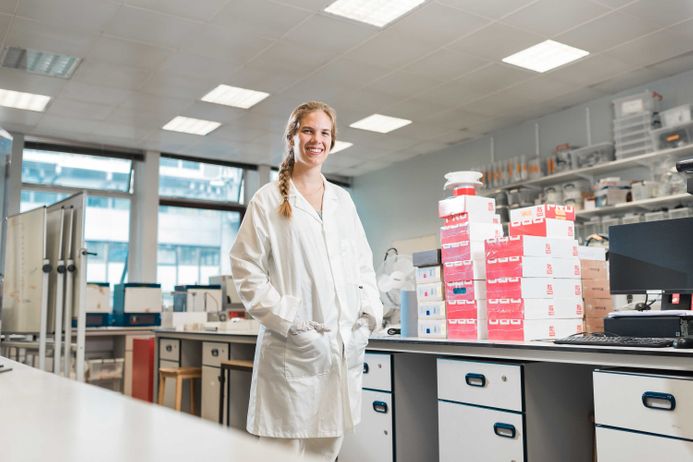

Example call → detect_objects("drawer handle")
493 423 516 439
465 373 486 387
165 345 173 352
211 349 219 357
642 391 676 411
372 401 388 414
363 363 369 374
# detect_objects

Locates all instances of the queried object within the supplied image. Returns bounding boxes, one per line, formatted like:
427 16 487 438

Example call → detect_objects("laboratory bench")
0 356 319 462
154 330 693 461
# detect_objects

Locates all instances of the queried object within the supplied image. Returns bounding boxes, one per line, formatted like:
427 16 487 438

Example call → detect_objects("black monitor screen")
609 217 693 294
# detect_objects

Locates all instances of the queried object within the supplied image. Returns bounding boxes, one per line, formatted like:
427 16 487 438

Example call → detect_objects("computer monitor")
609 217 693 309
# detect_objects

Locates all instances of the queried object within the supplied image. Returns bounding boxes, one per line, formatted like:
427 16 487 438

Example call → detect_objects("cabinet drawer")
159 339 180 361
594 369 693 439
202 342 229 367
363 353 391 392
201 365 222 422
438 400 524 462
596 426 693 461
437 359 523 412
340 389 393 462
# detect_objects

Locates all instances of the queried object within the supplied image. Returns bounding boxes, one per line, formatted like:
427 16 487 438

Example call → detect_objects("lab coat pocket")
284 329 332 379
347 323 370 370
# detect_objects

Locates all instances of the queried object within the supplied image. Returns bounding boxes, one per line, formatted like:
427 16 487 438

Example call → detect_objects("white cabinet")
341 353 438 462
200 342 229 422
438 359 593 462
594 369 693 461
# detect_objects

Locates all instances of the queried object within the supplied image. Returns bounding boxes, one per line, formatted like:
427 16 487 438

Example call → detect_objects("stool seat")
218 359 254 426
158 366 201 414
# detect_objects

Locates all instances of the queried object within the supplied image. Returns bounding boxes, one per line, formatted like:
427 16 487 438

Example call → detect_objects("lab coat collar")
288 175 337 221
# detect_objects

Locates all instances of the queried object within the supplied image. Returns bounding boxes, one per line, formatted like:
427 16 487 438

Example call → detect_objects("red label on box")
441 241 471 264
447 318 483 340
509 217 575 238
440 222 471 245
487 318 524 341
446 300 479 319
485 236 551 259
445 280 478 302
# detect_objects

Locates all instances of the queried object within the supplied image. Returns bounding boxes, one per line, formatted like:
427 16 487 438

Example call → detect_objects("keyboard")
554 335 674 348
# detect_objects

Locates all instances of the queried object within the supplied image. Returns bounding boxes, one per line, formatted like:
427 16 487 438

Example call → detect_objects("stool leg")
218 368 226 425
189 378 196 415
175 375 183 411
157 374 166 406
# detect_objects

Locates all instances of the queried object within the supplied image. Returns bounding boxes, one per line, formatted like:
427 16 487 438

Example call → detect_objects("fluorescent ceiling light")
0 88 51 111
350 114 412 133
502 40 589 73
201 84 269 109
331 141 353 153
1 46 81 79
325 0 426 27
162 116 221 136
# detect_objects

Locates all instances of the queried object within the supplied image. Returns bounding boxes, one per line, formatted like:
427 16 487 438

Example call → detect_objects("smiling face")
290 110 334 170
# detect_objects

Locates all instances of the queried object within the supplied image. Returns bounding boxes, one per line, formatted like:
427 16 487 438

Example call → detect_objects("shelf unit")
481 144 693 196
575 193 693 219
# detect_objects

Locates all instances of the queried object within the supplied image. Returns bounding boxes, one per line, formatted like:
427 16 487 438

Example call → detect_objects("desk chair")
158 366 201 414
218 359 254 426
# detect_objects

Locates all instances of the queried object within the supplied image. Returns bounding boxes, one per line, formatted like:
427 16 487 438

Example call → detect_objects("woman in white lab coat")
230 101 383 461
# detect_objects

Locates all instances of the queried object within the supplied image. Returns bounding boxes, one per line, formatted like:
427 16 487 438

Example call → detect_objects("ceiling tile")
329 88 403 119
549 87 608 110
283 13 377 54
223 66 304 95
245 40 334 77
178 101 246 125
212 0 313 40
589 67 665 94
303 58 391 88
46 98 114 121
117 93 193 113
447 22 544 61
0 68 68 95
646 50 693 78
103 5 200 49
504 76 577 101
0 12 10 37
86 36 172 70
422 108 495 132
138 72 216 99
59 81 134 106
437 0 537 19
158 52 239 82
345 28 433 68
555 11 661 53
5 17 97 56
0 0 17 14
71 60 152 90
16 0 120 34
180 24 274 65
208 124 267 144
379 97 453 122
0 106 43 130
603 28 693 67
124 0 229 21
502 0 610 37
387 2 489 49
105 105 175 128
590 0 636 7
365 71 442 99
404 48 489 82
620 0 693 27
463 91 538 117
546 54 635 86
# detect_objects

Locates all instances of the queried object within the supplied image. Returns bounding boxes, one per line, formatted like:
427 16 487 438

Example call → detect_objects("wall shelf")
575 193 693 219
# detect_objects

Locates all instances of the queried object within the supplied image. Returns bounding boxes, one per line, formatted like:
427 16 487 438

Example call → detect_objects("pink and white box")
486 256 553 279
442 241 486 263
509 217 575 238
440 221 503 245
551 258 581 279
446 299 487 319
553 278 583 298
487 318 583 341
416 282 444 302
418 301 446 320
486 277 554 300
448 317 488 340
487 298 584 319
438 195 496 220
418 319 447 339
445 280 486 302
416 265 442 284
549 238 579 259
444 212 501 226
443 259 486 282
509 204 576 222
485 236 551 259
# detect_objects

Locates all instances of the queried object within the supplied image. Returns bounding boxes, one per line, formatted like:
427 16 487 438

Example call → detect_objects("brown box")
580 260 608 280
582 279 610 298
583 298 614 317
583 316 605 333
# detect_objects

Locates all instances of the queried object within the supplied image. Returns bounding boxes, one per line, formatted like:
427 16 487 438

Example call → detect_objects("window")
159 156 245 203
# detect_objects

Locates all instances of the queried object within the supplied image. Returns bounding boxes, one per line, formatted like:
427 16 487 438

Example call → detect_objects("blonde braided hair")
278 101 337 218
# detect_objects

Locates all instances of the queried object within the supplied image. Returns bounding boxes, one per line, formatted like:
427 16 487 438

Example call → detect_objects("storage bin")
651 121 693 150
660 104 692 128
621 213 642 225
668 207 692 219
612 90 660 118
570 143 614 168
86 358 124 381
644 210 668 221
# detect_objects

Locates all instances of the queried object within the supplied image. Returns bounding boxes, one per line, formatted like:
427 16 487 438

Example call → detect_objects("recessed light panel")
201 84 270 109
502 40 589 73
0 88 51 111
162 116 221 136
350 114 412 133
331 141 353 153
1 46 81 79
325 0 426 27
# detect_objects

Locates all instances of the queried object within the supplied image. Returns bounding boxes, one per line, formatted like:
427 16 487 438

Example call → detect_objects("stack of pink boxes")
485 204 584 341
438 194 503 339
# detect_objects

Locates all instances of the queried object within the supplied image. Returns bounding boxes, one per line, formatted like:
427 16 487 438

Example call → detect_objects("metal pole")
38 207 50 371
586 107 592 146
53 207 66 374
63 206 75 376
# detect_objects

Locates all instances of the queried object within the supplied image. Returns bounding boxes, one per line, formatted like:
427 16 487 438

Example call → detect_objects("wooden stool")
158 366 201 414
218 359 254 426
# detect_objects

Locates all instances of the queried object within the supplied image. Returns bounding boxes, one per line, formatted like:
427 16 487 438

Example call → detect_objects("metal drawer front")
202 342 229 367
362 353 391 392
159 339 180 361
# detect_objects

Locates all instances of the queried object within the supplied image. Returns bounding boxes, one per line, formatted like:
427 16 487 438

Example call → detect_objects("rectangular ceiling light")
1 46 81 79
350 114 412 133
502 40 589 73
325 0 426 27
0 88 51 111
331 140 353 153
201 84 270 109
162 116 221 136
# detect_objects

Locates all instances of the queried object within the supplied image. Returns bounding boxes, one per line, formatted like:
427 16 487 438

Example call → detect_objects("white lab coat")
230 178 383 438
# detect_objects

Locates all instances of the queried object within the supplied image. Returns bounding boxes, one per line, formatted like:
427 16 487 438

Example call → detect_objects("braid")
278 150 295 218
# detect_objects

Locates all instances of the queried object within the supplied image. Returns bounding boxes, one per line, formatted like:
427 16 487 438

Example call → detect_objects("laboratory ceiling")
2 0 693 176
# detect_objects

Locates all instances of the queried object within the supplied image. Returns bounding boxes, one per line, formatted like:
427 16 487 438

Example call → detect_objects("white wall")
352 67 693 262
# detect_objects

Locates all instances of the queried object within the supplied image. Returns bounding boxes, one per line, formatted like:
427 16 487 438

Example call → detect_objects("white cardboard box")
417 300 446 320
486 256 553 279
551 258 582 279
438 195 496 220
416 282 445 302
548 238 580 259
418 319 447 339
486 297 584 319
416 265 443 284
